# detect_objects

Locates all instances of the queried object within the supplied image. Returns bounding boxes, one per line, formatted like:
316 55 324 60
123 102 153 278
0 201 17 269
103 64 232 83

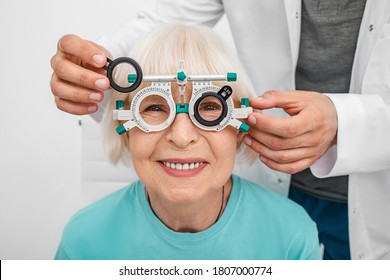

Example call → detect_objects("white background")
0 0 234 259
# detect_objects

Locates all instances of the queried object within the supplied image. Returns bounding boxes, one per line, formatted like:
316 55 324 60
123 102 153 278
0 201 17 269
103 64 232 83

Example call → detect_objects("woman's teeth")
162 162 204 171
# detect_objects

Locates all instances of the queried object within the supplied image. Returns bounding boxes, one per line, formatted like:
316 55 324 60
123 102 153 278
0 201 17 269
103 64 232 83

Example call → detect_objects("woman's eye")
200 102 221 111
144 104 166 112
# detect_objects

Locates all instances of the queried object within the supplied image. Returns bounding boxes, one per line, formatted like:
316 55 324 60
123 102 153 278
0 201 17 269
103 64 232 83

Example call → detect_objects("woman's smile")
159 158 208 178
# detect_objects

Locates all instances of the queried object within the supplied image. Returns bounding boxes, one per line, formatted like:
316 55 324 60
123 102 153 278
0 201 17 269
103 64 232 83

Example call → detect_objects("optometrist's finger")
244 134 317 162
247 112 312 139
249 90 338 138
243 131 332 174
50 73 105 104
258 154 317 174
55 96 98 115
57 34 107 68
250 90 315 113
247 125 318 151
51 54 109 91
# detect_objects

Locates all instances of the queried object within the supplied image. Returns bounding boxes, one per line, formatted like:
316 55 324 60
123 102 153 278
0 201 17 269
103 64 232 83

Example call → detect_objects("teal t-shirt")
55 175 321 259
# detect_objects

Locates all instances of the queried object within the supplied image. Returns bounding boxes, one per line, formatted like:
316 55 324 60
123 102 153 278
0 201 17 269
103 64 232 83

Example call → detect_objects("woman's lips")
159 159 208 178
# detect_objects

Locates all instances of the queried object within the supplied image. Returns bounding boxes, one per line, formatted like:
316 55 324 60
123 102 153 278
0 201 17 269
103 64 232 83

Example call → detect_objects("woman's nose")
165 113 200 148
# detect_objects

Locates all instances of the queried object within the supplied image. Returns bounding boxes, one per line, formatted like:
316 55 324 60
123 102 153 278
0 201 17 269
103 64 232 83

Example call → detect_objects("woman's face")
127 83 241 203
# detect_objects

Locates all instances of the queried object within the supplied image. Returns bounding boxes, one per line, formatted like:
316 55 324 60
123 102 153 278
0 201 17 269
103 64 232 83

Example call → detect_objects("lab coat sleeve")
311 93 390 177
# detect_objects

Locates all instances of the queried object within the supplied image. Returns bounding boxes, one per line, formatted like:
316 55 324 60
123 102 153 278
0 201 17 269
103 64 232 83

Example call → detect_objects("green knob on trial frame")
239 122 250 133
241 98 250 107
177 71 187 81
116 125 127 135
227 72 237 82
116 100 125 109
176 103 189 114
128 74 137 83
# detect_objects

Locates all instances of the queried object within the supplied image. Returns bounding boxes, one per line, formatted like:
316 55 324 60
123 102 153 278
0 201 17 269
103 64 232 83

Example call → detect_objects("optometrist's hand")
243 90 338 174
50 34 111 115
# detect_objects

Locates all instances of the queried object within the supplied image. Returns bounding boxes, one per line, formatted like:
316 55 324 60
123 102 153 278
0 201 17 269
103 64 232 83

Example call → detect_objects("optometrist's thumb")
57 34 107 69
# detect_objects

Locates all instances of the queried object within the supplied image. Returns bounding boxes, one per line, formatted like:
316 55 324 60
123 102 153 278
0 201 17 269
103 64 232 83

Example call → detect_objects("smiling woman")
54 24 322 260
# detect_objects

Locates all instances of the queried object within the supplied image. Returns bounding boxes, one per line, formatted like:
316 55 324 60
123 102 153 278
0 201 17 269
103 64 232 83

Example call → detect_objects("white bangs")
130 24 237 76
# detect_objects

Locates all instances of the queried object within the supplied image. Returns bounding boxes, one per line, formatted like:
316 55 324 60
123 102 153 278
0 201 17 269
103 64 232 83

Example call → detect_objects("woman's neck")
147 182 232 233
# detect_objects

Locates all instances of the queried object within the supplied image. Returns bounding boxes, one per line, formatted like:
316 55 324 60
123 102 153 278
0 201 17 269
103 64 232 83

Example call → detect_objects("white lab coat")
98 0 390 259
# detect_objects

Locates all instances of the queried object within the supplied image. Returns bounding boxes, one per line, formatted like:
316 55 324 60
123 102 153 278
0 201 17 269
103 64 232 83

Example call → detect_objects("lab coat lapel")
283 0 301 72
350 0 390 93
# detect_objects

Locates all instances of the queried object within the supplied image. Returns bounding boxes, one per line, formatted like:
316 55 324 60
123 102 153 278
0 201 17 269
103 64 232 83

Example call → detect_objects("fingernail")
88 105 97 112
95 79 107 90
259 156 267 163
90 93 102 101
243 136 252 146
248 115 256 125
93 54 105 65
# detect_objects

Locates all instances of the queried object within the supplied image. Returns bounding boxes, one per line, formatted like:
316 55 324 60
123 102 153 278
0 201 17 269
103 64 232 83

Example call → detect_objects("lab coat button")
353 207 358 214
369 24 374 31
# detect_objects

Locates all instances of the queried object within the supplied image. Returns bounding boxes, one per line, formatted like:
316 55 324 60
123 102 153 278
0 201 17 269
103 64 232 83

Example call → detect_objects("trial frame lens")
193 92 228 127
105 57 143 93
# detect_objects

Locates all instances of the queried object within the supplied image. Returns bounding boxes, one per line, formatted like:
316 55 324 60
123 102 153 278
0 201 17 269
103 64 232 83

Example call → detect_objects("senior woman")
55 24 321 260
